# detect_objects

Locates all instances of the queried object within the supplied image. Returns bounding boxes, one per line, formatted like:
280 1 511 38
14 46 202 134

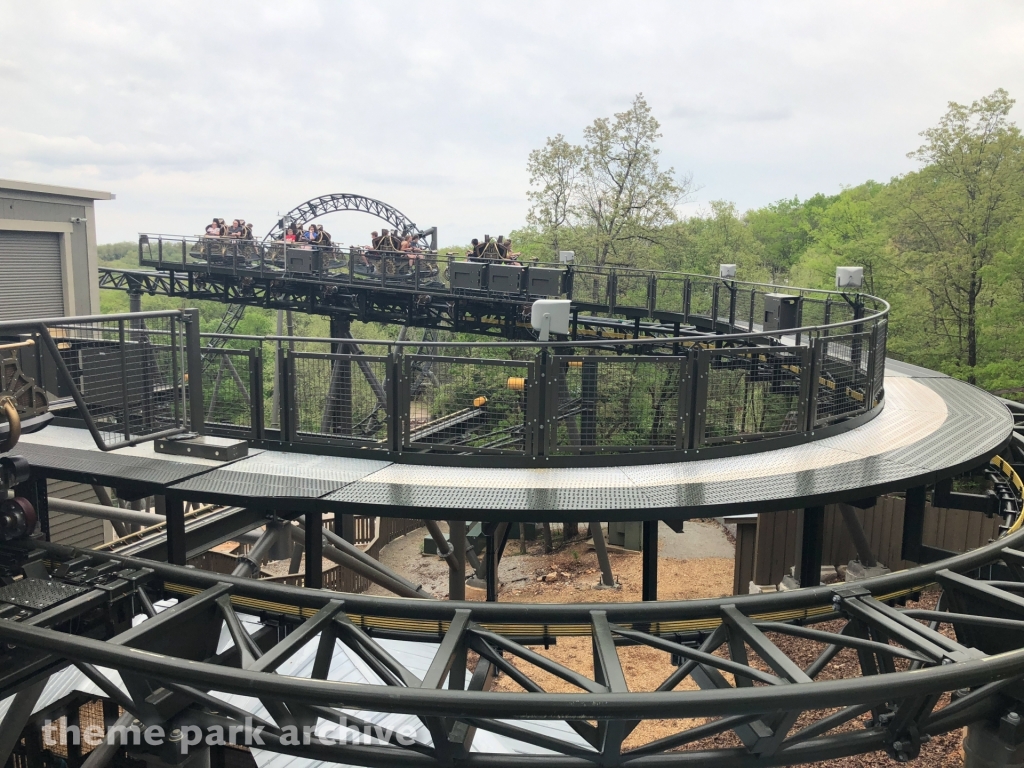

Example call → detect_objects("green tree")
790 182 891 295
525 94 692 267
745 197 809 280
889 89 1024 382
526 134 583 254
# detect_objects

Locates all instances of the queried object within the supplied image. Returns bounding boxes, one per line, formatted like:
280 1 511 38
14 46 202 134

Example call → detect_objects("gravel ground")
369 519 735 599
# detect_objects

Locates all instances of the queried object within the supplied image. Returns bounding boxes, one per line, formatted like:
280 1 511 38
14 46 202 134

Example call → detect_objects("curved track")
3 526 1024 766
264 193 436 249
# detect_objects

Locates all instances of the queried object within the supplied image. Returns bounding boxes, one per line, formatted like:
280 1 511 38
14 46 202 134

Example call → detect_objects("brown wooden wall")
739 496 1004 593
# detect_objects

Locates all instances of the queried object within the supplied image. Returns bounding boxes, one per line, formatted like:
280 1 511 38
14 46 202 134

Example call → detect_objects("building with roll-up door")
0 178 114 548
0 178 113 321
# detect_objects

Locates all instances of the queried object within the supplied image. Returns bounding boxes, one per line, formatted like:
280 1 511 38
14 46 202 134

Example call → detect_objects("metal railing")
137 234 887 332
8 262 889 461
0 310 201 450
192 291 888 464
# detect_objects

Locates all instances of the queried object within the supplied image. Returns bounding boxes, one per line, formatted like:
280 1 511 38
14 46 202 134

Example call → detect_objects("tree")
526 135 582 253
745 197 809 280
890 88 1024 382
525 94 692 268
790 182 891 295
668 201 767 280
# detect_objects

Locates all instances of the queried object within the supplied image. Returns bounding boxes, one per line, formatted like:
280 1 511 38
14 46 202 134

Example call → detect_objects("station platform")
12 360 1012 522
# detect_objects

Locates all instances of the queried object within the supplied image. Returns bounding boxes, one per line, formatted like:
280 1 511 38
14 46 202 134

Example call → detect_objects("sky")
2 1 1024 247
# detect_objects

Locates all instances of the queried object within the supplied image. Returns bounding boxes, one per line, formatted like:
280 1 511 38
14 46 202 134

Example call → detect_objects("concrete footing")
844 559 892 582
964 714 1024 768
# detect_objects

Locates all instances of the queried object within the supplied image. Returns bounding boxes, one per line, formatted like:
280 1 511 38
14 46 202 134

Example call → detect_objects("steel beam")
797 506 825 588
305 510 324 589
642 519 658 601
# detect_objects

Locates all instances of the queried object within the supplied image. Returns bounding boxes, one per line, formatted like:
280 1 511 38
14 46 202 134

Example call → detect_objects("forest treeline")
516 90 1024 395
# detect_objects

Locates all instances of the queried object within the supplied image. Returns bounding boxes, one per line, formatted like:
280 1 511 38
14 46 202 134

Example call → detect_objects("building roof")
0 178 114 201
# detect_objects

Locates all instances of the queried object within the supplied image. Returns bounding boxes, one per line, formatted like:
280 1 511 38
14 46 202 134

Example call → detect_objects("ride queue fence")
193 304 888 461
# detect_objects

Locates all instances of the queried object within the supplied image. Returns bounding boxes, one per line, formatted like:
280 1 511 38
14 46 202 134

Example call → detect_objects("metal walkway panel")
169 449 393 500
322 463 648 513
15 425 256 489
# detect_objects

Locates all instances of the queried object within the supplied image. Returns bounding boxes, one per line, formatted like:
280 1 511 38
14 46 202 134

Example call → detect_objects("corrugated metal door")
0 231 64 320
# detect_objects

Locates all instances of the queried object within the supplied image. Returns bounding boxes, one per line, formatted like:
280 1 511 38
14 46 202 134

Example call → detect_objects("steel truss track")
4 529 1024 766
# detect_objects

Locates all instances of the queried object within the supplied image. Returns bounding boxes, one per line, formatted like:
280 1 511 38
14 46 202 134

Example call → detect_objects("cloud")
1 0 1023 244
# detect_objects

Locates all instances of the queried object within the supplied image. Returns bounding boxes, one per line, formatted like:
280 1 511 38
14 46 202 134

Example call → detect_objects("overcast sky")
2 1 1023 247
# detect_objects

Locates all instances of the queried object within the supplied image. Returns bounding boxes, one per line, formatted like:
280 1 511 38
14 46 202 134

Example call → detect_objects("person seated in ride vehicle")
284 225 298 243
318 225 332 247
467 238 481 261
303 224 319 247
205 219 220 237
501 236 522 266
361 231 380 268
479 235 502 261
227 219 244 238
402 234 424 269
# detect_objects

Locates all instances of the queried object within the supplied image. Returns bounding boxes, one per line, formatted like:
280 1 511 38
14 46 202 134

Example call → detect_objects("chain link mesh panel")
202 348 254 436
45 314 187 448
871 319 888 404
293 352 389 444
654 276 687 316
688 277 715 321
700 347 806 444
404 355 532 454
814 332 872 425
612 270 650 312
551 354 686 453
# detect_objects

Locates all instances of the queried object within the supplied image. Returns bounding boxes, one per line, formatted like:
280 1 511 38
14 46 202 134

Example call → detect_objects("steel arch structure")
264 193 437 250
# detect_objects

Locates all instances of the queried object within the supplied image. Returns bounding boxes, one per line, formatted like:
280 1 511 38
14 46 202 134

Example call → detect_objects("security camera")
70 217 86 224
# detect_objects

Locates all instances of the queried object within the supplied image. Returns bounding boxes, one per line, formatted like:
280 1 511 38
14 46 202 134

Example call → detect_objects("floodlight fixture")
719 263 737 280
531 299 571 341
836 266 864 290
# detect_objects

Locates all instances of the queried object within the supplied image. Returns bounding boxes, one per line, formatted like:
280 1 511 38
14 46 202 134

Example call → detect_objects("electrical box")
763 293 802 331
452 261 485 290
488 264 524 293
286 248 317 274
527 267 562 296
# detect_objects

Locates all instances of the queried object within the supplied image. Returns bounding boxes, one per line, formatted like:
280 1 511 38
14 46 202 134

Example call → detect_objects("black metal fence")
193 300 888 463
2 268 888 461
0 310 201 450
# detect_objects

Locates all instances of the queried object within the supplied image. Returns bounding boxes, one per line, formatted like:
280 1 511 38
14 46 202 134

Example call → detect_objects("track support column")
449 520 467 602
902 485 928 563
165 494 187 565
305 509 324 589
642 520 658 601
797 506 825 588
